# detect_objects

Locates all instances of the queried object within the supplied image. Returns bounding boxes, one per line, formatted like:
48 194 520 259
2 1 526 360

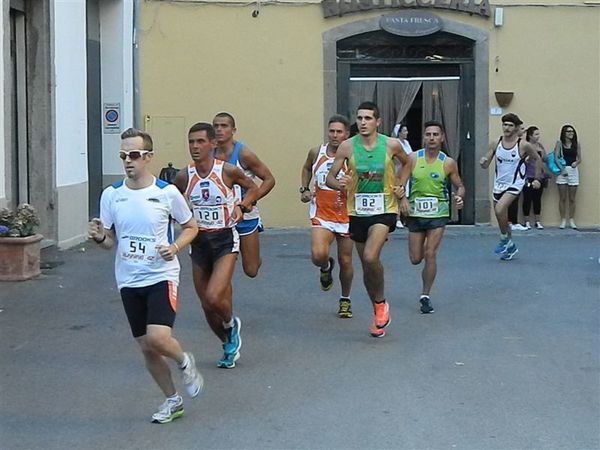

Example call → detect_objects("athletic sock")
500 233 508 240
420 294 430 299
374 299 386 304
320 260 331 272
167 393 181 402
340 296 350 300
223 318 234 329
179 352 190 370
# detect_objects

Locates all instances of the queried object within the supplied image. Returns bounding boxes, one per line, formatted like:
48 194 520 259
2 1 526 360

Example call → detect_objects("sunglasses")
119 150 152 160
566 130 575 133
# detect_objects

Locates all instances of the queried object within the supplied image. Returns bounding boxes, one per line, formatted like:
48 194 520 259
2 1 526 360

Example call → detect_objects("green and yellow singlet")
408 149 449 218
346 134 398 216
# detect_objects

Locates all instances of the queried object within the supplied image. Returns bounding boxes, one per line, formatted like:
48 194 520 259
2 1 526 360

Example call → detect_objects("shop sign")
380 11 442 36
322 0 491 19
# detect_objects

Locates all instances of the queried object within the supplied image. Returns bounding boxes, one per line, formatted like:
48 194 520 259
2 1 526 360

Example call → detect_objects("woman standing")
555 125 582 229
393 124 413 228
522 126 548 229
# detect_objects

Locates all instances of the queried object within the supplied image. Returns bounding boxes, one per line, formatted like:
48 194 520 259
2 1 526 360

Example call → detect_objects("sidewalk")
1 227 599 449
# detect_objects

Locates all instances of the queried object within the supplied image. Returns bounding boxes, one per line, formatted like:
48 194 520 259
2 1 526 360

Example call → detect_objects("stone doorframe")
322 16 491 223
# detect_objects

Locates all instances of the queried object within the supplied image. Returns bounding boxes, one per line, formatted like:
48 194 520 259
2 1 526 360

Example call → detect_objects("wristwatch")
299 186 309 193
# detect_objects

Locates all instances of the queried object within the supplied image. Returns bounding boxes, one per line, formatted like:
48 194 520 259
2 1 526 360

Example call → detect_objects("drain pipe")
132 0 141 129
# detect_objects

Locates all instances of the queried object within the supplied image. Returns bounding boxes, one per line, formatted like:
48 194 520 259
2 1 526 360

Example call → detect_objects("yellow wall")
139 2 600 227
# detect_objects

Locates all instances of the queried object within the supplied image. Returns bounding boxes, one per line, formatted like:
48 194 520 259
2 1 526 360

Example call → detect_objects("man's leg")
495 193 517 236
355 224 389 303
192 264 228 342
420 227 445 296
311 227 334 268
239 231 261 278
335 234 353 298
137 329 178 398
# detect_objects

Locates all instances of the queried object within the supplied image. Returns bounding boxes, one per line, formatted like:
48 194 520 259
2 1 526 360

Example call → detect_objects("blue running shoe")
224 316 242 356
217 350 240 369
500 242 519 261
494 238 510 255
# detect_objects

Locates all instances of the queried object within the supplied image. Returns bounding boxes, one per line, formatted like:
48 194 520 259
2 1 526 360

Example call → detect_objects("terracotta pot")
0 234 43 281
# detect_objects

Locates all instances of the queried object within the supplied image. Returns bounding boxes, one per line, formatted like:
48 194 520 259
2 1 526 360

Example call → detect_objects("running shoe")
524 221 532 230
151 396 184 424
369 323 386 338
319 257 335 291
559 219 566 229
338 298 352 319
494 238 511 255
569 219 577 229
180 352 204 398
511 223 528 231
500 242 519 261
396 219 404 229
373 301 390 329
224 316 242 356
535 221 544 230
419 296 434 314
217 350 240 369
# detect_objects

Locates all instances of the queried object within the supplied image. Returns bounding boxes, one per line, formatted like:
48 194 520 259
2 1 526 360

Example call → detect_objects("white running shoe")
181 352 204 398
396 220 404 229
569 219 578 229
524 221 531 230
511 223 528 231
151 396 184 424
559 218 566 229
535 221 544 230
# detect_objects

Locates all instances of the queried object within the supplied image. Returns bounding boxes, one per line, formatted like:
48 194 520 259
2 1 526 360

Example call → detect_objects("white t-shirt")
100 177 193 290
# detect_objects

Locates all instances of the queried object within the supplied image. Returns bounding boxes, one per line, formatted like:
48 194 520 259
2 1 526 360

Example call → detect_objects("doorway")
336 30 475 223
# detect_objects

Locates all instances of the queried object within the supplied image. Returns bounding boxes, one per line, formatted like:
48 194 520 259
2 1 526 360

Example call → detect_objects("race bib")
414 197 439 215
193 205 226 229
121 235 158 265
355 193 384 215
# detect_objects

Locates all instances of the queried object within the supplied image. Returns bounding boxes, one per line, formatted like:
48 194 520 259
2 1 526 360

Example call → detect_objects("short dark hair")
356 101 380 119
214 112 236 128
188 122 216 140
501 113 523 126
423 120 444 133
120 128 153 151
328 114 350 130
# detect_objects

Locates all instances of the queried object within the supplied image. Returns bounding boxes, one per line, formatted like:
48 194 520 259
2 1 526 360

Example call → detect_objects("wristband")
93 234 106 244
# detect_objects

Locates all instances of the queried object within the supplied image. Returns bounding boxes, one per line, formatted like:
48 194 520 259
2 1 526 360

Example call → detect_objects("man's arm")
325 140 351 191
88 218 116 249
224 163 260 223
239 147 276 201
479 141 496 169
389 138 411 198
173 167 188 194
300 147 318 203
445 157 465 209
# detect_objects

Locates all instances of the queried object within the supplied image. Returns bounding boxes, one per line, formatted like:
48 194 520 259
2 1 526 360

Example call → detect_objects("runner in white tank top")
480 113 543 261
175 122 259 369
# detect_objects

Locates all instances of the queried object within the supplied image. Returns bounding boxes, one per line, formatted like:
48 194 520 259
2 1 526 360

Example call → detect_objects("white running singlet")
493 138 526 195
100 177 192 290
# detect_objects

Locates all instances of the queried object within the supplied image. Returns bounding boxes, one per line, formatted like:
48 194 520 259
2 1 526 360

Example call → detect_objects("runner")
88 128 203 424
398 121 465 314
480 113 542 260
213 112 276 278
300 114 354 318
326 101 410 337
174 122 259 369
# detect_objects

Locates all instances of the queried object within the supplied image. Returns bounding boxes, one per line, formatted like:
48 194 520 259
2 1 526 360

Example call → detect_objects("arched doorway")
323 16 490 224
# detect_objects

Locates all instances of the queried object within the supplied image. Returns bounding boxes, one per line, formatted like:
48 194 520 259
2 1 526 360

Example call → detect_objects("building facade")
0 0 133 248
138 0 599 228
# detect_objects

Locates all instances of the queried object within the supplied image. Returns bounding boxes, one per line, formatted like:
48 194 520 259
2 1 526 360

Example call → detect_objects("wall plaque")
380 11 443 36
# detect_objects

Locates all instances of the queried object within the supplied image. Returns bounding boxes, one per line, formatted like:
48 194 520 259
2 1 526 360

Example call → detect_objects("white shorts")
555 166 579 186
310 217 349 235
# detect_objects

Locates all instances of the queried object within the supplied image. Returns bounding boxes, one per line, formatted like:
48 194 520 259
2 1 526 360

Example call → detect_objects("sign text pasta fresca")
321 0 491 19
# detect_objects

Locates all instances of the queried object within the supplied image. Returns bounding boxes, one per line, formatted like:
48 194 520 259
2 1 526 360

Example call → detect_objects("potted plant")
0 203 43 281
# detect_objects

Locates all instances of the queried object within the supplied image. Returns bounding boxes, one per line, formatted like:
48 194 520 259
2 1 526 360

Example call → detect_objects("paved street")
1 226 599 450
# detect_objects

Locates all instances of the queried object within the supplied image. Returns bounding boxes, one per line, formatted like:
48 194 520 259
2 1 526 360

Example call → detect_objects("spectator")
554 125 582 229
522 126 548 229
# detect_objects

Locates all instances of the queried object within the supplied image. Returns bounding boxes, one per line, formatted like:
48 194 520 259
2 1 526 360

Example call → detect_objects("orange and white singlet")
184 160 236 232
309 144 349 234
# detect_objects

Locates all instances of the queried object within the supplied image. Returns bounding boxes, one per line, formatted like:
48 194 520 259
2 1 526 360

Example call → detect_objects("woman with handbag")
521 126 548 230
555 125 582 229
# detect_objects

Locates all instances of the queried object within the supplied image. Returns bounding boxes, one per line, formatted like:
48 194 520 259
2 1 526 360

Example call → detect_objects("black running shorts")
120 280 177 338
405 216 449 233
348 213 397 243
190 228 239 271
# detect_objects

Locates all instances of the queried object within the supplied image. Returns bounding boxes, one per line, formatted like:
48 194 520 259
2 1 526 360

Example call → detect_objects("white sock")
167 393 181 402
179 353 190 370
420 295 430 299
223 318 234 329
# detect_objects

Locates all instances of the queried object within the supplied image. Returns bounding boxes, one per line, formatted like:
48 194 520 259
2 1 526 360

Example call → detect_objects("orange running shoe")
373 301 390 329
369 322 386 338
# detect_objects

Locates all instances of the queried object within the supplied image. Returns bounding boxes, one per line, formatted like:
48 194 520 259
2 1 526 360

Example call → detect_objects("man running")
300 114 354 318
212 112 276 278
88 127 203 424
398 121 465 314
174 122 259 369
480 113 542 260
326 101 410 338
